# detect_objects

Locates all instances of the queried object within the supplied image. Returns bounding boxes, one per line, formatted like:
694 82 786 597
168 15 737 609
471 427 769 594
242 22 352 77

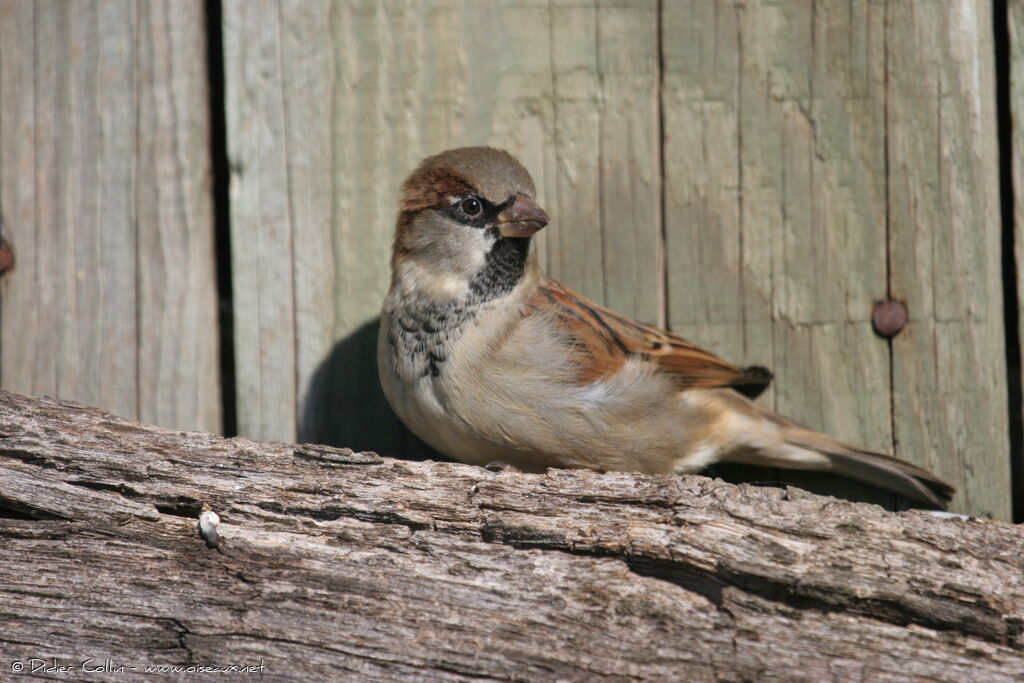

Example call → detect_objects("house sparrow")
378 146 953 508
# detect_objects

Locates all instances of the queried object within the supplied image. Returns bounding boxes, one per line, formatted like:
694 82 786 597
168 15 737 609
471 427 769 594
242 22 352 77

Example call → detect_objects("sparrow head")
392 147 549 301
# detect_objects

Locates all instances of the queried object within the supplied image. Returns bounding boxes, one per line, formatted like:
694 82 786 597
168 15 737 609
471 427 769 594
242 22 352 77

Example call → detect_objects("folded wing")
529 279 772 397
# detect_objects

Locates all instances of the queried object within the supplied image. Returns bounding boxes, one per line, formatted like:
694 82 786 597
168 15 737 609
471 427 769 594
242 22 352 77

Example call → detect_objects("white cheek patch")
462 226 493 273
397 221 504 302
398 260 471 301
432 273 472 299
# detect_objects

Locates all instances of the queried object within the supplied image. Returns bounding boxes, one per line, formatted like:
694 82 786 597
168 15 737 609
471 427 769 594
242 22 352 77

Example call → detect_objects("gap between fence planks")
0 389 1021 681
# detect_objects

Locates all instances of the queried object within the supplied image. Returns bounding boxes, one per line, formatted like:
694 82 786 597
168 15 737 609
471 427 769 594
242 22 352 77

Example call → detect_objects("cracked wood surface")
0 390 1022 682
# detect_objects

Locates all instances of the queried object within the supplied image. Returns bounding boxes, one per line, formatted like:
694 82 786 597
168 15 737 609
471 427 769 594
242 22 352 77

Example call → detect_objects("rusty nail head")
872 299 908 338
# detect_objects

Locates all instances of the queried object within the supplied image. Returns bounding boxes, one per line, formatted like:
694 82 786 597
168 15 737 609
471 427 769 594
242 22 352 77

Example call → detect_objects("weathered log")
0 389 1021 681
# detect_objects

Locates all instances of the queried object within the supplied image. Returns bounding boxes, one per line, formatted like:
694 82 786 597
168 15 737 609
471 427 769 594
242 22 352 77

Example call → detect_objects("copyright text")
8 658 266 675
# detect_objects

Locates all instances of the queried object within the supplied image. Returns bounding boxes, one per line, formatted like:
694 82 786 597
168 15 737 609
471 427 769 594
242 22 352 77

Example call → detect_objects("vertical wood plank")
277 0 337 448
0 1 40 396
136 1 222 432
0 0 220 433
593 0 662 324
887 0 1009 518
223 0 297 441
225 0 662 451
29 1 140 421
663 0 892 505
546 2 603 308
769 0 891 504
544 0 661 324
662 0 744 361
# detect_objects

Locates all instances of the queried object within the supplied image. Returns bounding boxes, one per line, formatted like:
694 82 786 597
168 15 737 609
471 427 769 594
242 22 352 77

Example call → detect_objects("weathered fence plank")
224 0 662 449
0 0 221 433
223 0 299 442
662 0 1009 518
886 0 1008 519
0 1 46 403
136 1 222 432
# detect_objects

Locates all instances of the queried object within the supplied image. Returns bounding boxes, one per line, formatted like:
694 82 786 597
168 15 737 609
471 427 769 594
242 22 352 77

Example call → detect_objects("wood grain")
0 0 220 433
136 1 221 432
1 389 1022 681
886 0 1008 519
223 0 298 442
662 0 1009 518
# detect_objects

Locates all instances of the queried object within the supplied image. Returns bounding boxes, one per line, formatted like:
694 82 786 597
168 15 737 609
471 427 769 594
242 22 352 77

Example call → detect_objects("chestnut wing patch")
529 280 772 397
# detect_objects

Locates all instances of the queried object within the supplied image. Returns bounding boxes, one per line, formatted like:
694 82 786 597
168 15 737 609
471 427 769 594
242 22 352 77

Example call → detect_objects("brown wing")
528 279 772 396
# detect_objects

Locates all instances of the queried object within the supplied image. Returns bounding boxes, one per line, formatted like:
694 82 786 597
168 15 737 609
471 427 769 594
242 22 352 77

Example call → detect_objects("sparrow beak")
497 196 550 238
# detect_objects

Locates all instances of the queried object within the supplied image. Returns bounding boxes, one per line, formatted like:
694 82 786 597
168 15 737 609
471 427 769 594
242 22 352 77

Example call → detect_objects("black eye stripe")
441 194 514 229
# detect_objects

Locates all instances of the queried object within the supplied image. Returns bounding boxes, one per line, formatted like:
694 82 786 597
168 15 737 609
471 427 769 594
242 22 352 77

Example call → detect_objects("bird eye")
459 197 483 219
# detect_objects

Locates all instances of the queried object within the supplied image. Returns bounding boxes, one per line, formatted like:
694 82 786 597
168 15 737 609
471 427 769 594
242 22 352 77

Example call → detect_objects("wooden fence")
1 0 1020 521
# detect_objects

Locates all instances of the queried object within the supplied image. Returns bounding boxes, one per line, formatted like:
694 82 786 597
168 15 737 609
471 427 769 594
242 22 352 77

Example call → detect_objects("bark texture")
0 389 1022 681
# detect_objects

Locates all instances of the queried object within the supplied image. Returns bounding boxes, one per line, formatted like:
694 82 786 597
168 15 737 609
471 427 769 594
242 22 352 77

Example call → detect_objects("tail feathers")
784 433 954 509
706 391 954 508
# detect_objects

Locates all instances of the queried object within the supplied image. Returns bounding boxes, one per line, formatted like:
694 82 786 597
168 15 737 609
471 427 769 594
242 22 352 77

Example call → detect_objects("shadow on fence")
301 318 442 463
